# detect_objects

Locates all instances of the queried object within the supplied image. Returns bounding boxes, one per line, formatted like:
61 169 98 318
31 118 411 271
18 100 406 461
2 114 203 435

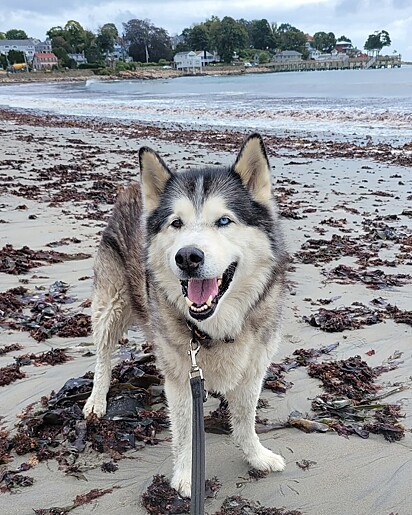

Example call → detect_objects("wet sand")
0 113 411 515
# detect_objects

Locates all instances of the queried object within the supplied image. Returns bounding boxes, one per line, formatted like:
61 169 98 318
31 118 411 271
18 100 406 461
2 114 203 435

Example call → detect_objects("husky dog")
83 134 288 497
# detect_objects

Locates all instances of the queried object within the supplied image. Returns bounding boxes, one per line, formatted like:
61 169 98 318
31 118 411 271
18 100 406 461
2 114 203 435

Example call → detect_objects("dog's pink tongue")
188 278 218 305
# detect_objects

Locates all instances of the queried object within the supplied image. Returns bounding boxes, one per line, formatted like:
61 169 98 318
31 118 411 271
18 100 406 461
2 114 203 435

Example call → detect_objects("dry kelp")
324 264 411 289
0 244 90 275
8 351 167 471
33 486 119 514
308 356 379 401
0 463 33 492
0 343 23 356
0 282 91 341
304 300 412 332
214 496 302 515
141 475 191 514
303 304 384 332
0 363 26 387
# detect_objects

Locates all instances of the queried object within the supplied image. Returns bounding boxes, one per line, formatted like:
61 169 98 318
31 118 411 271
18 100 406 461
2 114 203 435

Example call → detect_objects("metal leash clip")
188 339 203 379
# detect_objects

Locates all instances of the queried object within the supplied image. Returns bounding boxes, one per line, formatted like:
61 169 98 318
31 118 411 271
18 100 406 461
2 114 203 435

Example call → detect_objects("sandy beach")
0 110 411 515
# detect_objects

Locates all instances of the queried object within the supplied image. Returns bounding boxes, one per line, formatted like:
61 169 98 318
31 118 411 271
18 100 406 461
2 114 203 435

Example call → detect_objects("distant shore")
2 58 408 85
0 65 275 84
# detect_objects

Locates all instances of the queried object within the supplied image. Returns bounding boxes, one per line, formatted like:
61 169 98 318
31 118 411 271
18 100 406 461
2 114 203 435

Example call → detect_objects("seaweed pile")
0 281 91 342
304 300 412 332
0 244 90 275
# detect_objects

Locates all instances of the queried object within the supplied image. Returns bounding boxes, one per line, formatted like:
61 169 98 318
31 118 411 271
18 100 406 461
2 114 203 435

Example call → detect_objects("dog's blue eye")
216 216 232 227
171 219 183 229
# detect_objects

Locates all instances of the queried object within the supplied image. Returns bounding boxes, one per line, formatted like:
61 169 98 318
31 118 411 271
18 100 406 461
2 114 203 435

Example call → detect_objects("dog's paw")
171 473 191 499
83 395 107 418
247 445 286 472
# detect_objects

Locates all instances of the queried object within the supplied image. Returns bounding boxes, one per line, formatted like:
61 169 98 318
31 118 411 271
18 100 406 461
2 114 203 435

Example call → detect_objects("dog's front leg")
226 380 285 473
165 376 193 498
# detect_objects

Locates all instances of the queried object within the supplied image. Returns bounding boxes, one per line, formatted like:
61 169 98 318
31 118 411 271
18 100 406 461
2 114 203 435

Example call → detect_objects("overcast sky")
1 0 411 59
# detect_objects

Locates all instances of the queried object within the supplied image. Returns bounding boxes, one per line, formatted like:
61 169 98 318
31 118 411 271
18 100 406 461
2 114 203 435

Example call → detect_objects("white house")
174 51 202 71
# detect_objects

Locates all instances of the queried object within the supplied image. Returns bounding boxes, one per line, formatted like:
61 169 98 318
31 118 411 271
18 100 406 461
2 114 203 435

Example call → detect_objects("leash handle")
188 339 206 514
190 374 205 515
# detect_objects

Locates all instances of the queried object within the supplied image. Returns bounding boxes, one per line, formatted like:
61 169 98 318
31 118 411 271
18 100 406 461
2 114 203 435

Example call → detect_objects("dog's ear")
233 133 271 205
139 147 173 211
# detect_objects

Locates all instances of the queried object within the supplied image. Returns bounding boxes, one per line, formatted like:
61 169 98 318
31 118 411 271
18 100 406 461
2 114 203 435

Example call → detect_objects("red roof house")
32 52 58 70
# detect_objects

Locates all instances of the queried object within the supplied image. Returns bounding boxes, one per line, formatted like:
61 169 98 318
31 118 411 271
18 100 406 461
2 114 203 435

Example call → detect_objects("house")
174 51 202 71
107 39 132 62
335 40 353 53
195 50 220 65
32 52 59 70
67 52 88 66
35 39 52 53
0 39 36 61
272 50 303 62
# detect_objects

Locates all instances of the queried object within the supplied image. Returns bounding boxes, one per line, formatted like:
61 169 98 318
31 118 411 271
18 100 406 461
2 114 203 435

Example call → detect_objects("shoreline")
1 106 412 167
1 60 410 85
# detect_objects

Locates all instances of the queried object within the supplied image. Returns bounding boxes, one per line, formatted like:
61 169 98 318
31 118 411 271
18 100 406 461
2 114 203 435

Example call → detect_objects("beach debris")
303 304 384 332
214 495 303 515
324 264 411 289
205 395 231 434
296 459 317 471
0 363 26 387
0 429 12 465
101 461 118 473
0 282 91 341
248 468 269 481
304 301 412 332
141 475 191 514
288 411 329 433
0 244 90 275
0 343 23 355
308 356 379 400
33 486 120 514
15 349 72 367
363 405 405 442
7 351 168 472
0 463 33 492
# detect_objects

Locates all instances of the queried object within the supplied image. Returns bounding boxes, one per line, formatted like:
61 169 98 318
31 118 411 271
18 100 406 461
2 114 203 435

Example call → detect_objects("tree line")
0 18 392 69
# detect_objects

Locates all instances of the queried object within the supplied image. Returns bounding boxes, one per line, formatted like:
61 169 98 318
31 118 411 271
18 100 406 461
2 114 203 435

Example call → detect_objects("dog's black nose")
175 246 204 272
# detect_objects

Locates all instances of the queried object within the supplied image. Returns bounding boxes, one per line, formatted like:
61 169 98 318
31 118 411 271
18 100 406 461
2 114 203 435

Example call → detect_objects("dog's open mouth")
180 262 237 321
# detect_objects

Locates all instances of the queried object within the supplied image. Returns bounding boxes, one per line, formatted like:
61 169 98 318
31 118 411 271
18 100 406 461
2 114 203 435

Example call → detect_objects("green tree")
215 16 248 63
0 53 7 68
337 35 351 43
364 30 391 54
188 24 210 51
249 19 275 50
96 23 119 54
51 36 73 53
47 26 65 39
278 28 308 56
7 49 25 64
5 29 28 40
64 20 87 52
0 32 6 40
123 18 172 62
313 31 336 53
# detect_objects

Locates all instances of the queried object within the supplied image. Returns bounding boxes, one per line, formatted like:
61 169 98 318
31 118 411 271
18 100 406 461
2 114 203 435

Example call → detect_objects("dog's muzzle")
180 261 238 321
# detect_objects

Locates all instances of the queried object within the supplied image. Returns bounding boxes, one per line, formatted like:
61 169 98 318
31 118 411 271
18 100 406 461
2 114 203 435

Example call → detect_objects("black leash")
188 339 207 515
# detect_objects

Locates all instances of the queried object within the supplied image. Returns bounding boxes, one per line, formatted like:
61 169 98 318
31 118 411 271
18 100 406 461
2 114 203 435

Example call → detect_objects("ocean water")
1 66 412 145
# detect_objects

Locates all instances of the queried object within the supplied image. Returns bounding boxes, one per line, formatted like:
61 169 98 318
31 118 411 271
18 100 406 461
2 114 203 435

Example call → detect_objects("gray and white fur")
83 134 288 497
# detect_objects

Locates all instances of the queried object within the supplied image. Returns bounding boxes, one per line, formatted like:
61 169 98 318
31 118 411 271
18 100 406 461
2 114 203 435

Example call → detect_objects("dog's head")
139 134 283 333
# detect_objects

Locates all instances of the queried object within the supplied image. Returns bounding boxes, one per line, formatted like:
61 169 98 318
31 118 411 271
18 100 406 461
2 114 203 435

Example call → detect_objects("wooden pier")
263 54 402 73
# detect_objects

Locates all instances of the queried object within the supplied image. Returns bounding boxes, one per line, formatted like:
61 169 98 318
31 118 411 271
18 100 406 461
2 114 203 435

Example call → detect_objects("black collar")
186 319 234 348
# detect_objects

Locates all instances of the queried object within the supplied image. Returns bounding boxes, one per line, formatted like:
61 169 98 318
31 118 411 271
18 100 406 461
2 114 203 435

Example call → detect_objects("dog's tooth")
217 279 222 287
206 295 213 307
185 297 193 307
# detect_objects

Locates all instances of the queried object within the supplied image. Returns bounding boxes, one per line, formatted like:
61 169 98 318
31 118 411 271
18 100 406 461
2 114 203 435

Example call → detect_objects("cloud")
0 0 411 58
